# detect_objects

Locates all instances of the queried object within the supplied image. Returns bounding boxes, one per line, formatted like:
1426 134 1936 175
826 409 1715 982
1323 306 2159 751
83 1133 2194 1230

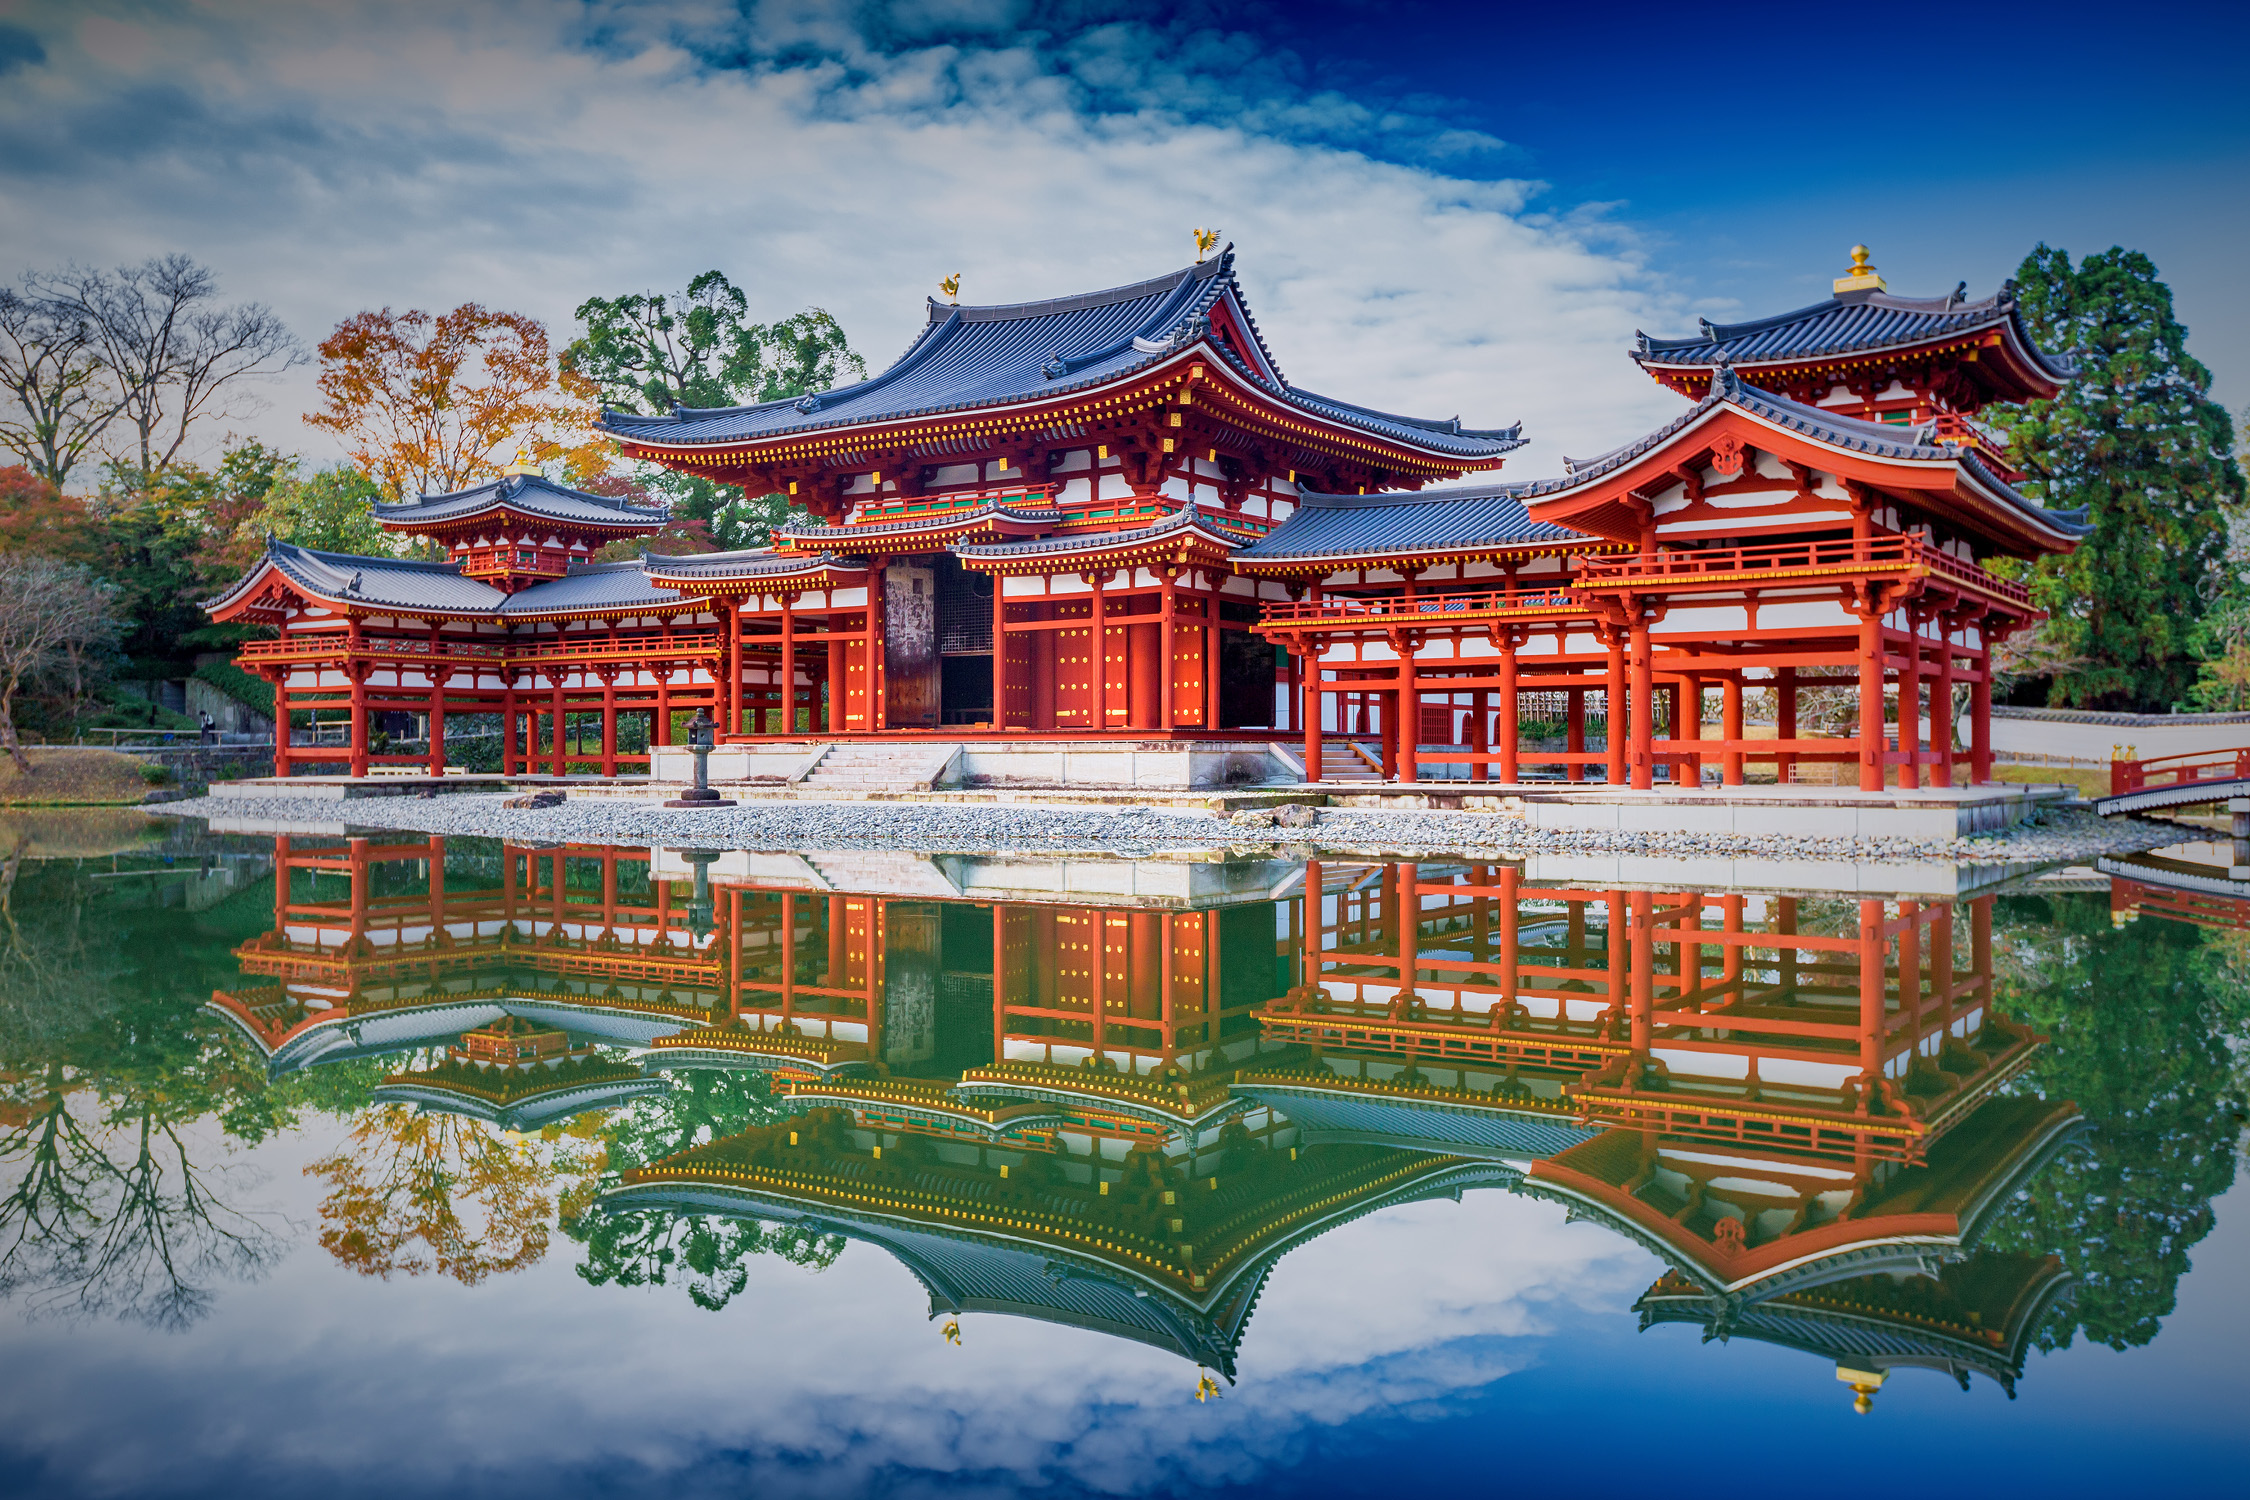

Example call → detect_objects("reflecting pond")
1 819 2245 1498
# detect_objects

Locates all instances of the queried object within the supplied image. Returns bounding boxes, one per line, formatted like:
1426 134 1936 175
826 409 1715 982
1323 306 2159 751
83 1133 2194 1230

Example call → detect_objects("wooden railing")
1926 413 2024 480
1258 584 1583 628
1576 532 2032 607
2110 748 2250 797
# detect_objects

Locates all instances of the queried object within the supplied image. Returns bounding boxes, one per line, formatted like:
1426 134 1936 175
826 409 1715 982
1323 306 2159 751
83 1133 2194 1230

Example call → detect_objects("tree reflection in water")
1985 893 2250 1351
564 1069 844 1309
0 839 288 1328
305 1087 604 1286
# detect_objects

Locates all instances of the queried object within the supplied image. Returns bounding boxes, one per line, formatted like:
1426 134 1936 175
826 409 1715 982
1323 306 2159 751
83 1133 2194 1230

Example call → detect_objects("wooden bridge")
2094 749 2250 819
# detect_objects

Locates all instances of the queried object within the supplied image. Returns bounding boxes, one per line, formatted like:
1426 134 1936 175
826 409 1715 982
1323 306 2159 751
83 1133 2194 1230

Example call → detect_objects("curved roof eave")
599 252 1521 465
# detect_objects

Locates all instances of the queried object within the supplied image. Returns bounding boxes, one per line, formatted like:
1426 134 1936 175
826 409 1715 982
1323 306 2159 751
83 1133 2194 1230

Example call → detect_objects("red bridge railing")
2110 748 2250 797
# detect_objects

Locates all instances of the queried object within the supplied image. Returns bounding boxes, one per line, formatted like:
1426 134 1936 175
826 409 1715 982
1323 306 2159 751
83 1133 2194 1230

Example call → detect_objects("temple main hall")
206 244 2083 794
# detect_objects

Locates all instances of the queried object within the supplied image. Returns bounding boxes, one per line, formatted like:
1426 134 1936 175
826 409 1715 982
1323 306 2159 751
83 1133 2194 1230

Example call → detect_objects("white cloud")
0 1116 1660 1496
0 0 1688 482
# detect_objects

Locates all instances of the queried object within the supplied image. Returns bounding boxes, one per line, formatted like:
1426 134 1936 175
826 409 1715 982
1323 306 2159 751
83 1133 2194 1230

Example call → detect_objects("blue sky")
0 0 2241 474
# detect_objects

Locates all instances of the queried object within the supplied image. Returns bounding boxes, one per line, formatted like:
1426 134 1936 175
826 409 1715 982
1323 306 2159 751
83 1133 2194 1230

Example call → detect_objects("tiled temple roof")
952 502 1239 562
372 473 670 531
640 547 869 581
205 541 508 615
1636 285 2074 380
599 250 1524 461
1235 481 1592 566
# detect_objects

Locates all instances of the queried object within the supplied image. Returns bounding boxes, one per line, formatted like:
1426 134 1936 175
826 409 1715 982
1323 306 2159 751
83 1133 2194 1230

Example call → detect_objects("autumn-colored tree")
307 1098 605 1285
0 465 94 561
304 305 576 501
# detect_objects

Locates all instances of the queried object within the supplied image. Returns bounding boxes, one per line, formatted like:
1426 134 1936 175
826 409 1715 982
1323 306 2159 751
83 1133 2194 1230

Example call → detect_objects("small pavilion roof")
371 472 670 532
1635 282 2072 393
598 249 1524 463
1233 480 1596 572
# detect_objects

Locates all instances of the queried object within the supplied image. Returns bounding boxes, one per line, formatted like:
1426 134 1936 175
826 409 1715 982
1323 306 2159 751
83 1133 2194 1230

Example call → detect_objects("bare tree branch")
32 256 303 479
0 286 128 490
0 556 119 772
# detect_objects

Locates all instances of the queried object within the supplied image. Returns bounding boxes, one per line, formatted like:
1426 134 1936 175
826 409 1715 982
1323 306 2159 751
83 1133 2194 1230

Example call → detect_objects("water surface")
1 820 2243 1498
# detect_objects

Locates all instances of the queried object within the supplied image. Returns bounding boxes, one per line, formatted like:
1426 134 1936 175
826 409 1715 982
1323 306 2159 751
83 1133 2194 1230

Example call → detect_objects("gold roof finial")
1836 1363 1888 1414
1833 244 1887 295
502 444 541 476
1194 228 1221 263
939 273 961 305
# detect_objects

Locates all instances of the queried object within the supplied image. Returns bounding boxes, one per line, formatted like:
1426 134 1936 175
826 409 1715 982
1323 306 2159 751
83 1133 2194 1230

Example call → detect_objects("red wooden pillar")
1494 636 1518 784
992 904 1009 1065
270 672 291 779
345 616 368 778
1969 639 1994 785
868 557 889 733
1628 889 1653 1053
1395 861 1419 997
1721 674 1744 785
1159 571 1177 732
1497 864 1520 1014
1857 898 1887 1103
1858 607 1887 792
1397 638 1419 784
550 677 566 776
1627 616 1653 791
600 672 618 775
1566 685 1584 782
991 578 1009 730
1899 609 1923 789
828 635 848 733
1932 621 1956 786
725 598 743 737
1300 645 1320 782
1777 666 1798 784
779 593 797 737
1202 581 1221 733
1090 568 1110 732
1604 637 1626 785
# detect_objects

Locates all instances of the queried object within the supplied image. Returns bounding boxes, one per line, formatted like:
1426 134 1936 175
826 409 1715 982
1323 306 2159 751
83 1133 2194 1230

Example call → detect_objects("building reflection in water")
210 836 2083 1407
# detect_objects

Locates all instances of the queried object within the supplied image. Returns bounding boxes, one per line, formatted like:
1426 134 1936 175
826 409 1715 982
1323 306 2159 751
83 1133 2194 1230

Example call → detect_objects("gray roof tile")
1236 481 1591 565
209 542 509 615
1637 286 2074 379
600 250 1524 461
373 473 670 531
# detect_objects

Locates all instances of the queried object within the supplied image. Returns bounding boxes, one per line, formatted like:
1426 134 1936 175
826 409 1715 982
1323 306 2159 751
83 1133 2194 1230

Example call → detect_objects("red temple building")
203 245 2081 792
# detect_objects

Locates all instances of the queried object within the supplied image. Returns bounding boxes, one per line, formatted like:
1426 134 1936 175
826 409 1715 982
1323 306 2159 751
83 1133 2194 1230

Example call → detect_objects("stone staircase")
1319 739 1385 782
797 742 962 794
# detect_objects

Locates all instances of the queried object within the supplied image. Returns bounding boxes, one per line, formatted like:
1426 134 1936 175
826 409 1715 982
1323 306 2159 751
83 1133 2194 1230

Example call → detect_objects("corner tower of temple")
1632 245 2072 423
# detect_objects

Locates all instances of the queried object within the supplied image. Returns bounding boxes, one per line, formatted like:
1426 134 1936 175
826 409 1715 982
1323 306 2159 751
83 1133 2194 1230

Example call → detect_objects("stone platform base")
651 739 1288 792
1322 781 2076 841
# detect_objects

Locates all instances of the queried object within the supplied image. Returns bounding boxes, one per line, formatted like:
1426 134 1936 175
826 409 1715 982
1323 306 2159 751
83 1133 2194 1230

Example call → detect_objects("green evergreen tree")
564 272 865 550
1993 246 2245 709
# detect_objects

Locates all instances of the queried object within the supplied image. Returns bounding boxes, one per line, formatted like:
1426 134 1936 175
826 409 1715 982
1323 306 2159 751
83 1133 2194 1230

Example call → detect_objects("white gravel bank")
153 792 2189 866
